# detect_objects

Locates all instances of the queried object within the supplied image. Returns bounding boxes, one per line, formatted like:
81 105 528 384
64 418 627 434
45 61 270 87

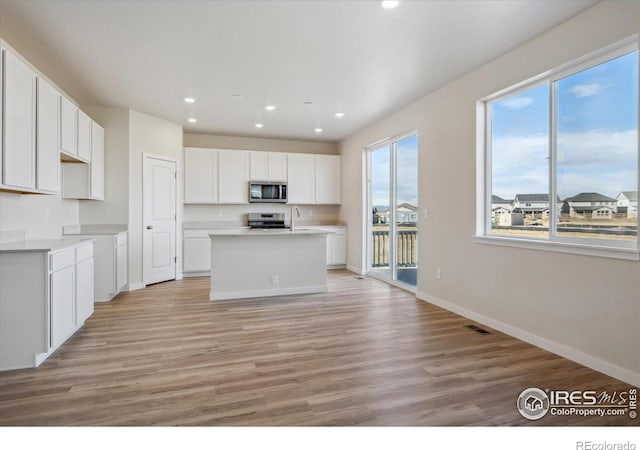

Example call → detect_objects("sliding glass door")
368 133 418 287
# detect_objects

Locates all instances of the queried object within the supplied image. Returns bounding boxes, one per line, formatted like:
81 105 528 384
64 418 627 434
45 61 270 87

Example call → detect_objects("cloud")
500 96 534 110
568 83 607 98
491 129 637 199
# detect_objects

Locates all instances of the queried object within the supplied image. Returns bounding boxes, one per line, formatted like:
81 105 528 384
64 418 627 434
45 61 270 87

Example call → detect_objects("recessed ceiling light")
314 128 323 133
265 105 276 111
304 101 314 107
187 118 197 123
381 1 399 9
231 94 243 100
255 123 264 128
183 97 196 103
334 112 345 118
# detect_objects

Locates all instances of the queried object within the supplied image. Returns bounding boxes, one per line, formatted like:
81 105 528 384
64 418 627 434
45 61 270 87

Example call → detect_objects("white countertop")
209 228 332 237
0 238 95 253
184 221 346 230
62 224 128 236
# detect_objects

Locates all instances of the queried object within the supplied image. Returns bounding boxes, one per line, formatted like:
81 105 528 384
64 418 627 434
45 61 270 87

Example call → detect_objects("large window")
480 38 639 258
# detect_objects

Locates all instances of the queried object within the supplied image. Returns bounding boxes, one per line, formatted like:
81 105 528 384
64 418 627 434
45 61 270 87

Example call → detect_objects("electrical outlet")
272 275 279 286
423 208 429 219
217 208 223 217
436 268 441 279
308 209 313 217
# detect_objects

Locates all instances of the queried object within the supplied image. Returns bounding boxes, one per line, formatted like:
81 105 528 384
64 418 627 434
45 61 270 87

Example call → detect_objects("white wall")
183 133 342 226
129 110 183 288
340 1 640 385
185 204 341 226
0 191 78 239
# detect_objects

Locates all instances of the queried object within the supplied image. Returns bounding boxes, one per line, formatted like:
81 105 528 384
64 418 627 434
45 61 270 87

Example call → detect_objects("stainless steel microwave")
249 181 287 203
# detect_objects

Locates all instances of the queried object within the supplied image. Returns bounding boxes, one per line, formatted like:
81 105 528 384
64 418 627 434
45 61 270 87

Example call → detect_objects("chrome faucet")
290 205 300 231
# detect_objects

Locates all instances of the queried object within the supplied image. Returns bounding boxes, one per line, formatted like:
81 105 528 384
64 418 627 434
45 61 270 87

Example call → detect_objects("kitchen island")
209 228 331 301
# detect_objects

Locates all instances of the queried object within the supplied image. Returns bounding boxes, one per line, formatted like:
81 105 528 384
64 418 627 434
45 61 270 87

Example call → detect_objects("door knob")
147 225 154 230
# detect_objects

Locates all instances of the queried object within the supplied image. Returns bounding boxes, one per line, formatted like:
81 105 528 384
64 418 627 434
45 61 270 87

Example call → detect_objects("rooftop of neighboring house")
617 191 638 201
514 194 550 202
397 203 417 211
565 192 617 203
491 195 513 203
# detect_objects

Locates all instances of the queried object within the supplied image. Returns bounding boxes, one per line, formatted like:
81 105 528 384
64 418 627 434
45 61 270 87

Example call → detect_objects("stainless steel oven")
249 181 287 203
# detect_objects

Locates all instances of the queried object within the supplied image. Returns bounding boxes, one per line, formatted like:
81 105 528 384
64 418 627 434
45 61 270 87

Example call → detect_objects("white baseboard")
126 282 145 292
182 271 210 278
210 285 328 301
346 264 363 274
416 291 640 388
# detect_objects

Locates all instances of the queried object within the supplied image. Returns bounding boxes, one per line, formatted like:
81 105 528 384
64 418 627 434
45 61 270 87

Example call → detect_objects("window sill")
473 235 640 261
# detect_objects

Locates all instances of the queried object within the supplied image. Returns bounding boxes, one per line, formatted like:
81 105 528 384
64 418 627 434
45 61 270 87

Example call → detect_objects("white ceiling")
0 0 598 142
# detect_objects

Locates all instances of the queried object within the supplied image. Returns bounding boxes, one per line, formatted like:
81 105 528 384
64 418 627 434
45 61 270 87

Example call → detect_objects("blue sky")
371 134 418 208
491 50 638 200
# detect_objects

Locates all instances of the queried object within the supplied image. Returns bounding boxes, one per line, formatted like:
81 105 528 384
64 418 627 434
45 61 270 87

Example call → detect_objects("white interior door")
143 155 177 285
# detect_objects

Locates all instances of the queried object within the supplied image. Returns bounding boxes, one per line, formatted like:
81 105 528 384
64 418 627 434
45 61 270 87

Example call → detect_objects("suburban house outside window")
477 36 639 259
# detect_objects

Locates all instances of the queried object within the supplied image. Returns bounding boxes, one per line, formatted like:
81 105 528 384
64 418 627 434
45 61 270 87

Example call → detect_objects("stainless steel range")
247 212 287 229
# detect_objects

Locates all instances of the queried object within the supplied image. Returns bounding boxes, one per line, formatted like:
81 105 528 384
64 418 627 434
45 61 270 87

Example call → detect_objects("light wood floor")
0 270 635 426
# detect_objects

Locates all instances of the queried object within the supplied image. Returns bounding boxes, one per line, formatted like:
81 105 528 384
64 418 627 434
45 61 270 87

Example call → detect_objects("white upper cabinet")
184 147 218 203
250 151 287 182
2 49 37 190
90 121 104 199
183 148 340 205
218 149 249 204
268 152 287 182
249 151 268 180
184 147 249 204
36 78 60 193
1 41 102 197
287 153 316 204
60 96 78 158
62 119 105 200
315 155 341 205
77 110 92 162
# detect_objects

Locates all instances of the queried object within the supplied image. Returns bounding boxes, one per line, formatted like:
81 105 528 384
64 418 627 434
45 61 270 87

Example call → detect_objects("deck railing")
372 228 417 268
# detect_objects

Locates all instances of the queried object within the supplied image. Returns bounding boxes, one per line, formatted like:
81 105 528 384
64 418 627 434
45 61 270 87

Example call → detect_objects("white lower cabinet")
182 226 346 275
329 234 347 266
302 226 347 267
64 232 127 302
50 264 76 349
116 239 128 293
75 256 95 325
0 240 95 371
183 229 213 276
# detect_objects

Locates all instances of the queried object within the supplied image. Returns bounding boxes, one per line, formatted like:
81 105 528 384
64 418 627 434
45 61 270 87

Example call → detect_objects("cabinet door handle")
146 225 154 230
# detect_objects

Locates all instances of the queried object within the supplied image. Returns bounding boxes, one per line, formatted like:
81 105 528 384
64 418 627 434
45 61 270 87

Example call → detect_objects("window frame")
476 35 640 261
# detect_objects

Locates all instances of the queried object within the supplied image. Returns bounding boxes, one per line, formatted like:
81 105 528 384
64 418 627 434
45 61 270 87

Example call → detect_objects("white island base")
209 229 331 301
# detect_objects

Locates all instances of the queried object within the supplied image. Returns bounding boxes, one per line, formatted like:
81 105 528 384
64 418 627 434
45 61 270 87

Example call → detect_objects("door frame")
142 152 181 286
365 129 418 292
